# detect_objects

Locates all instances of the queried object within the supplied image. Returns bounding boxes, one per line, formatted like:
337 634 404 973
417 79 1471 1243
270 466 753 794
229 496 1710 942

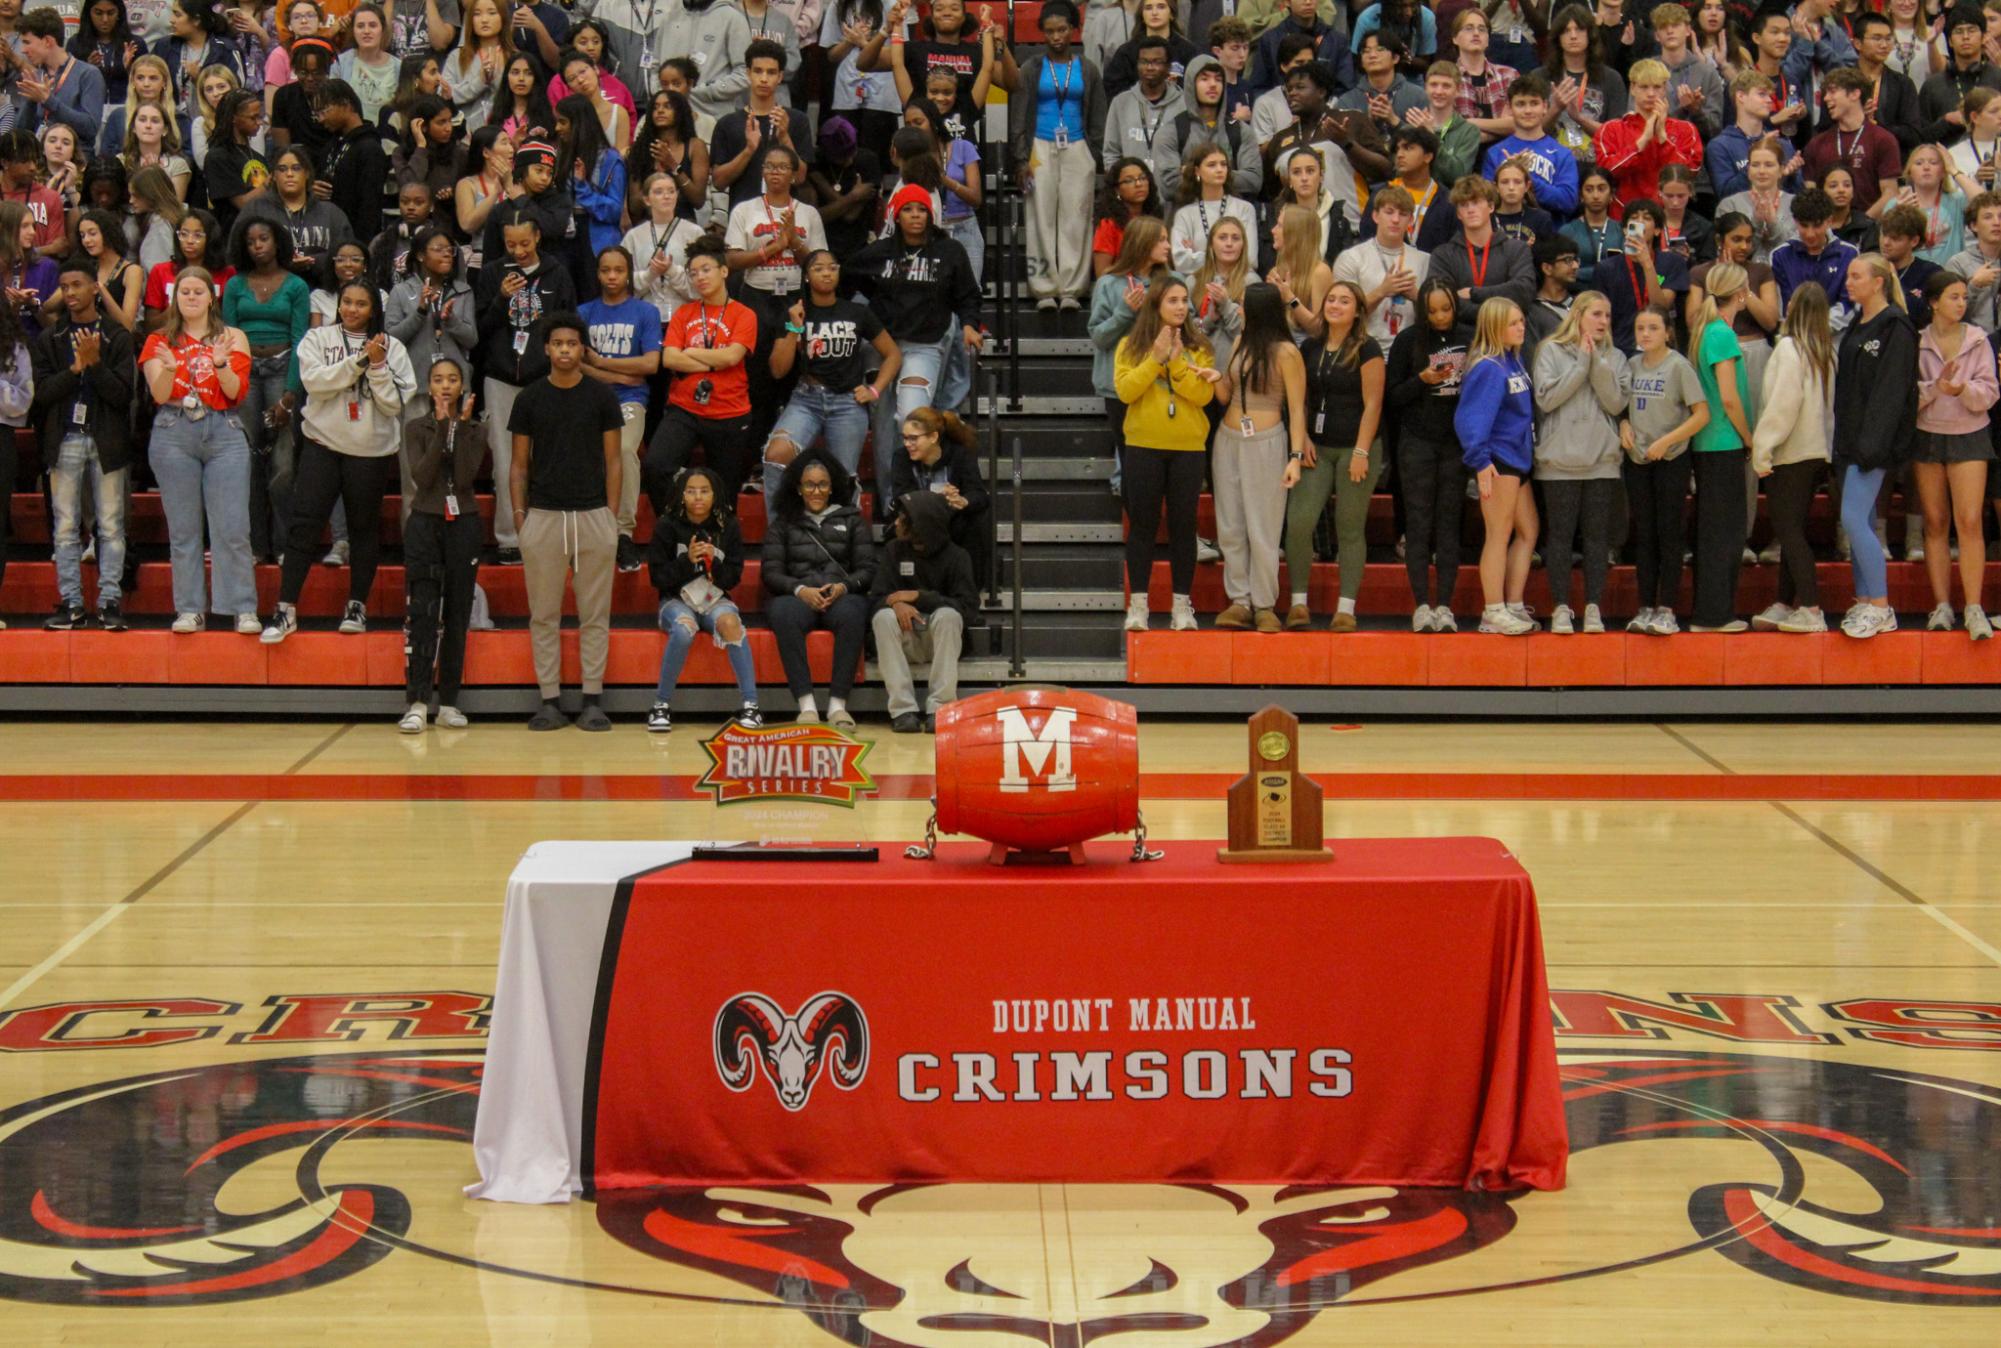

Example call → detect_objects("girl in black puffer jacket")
646 465 760 734
763 450 877 727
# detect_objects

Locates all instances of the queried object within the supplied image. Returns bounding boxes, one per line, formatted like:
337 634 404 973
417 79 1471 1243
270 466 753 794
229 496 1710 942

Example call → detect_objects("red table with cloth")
579 838 1567 1194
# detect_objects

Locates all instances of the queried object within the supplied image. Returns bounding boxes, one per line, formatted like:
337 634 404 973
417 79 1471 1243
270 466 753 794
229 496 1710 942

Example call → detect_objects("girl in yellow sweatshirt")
1114 272 1220 631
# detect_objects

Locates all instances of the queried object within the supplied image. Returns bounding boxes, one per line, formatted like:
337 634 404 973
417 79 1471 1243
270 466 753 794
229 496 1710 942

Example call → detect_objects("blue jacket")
12 54 105 145
1481 134 1578 216
1251 19 1354 99
1771 236 1859 319
1455 354 1535 473
1704 125 1798 200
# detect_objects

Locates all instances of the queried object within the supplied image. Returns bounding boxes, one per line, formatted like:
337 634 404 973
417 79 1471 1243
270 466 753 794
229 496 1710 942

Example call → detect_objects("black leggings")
1398 431 1465 606
280 436 391 607
1692 448 1748 626
0 426 13 592
767 592 870 699
1767 458 1822 609
645 406 756 512
1623 454 1693 610
403 510 483 704
1122 444 1205 595
1541 478 1618 610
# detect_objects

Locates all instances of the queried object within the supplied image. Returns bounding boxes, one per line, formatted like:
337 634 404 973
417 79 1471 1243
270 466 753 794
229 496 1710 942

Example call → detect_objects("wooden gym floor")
2 716 1999 1345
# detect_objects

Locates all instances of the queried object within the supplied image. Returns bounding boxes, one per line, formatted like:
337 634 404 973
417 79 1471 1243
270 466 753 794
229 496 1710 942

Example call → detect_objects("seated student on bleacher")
871 489 979 734
34 256 136 633
763 449 875 728
260 280 418 643
647 465 762 736
763 250 900 499
398 357 486 734
890 406 992 587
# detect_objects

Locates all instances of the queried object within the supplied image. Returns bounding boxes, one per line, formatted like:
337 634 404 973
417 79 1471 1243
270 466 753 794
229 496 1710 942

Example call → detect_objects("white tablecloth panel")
466 841 707 1204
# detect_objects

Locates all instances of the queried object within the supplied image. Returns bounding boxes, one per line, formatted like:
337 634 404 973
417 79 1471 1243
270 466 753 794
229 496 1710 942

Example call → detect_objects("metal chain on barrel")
1130 810 1163 863
905 803 939 860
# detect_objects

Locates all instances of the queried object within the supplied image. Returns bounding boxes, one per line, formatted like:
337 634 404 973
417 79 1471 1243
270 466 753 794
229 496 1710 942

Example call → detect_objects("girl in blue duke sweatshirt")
1453 296 1540 635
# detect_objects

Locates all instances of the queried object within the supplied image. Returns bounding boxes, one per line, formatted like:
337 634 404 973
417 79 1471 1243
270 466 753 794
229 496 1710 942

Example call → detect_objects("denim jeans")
763 382 872 498
50 434 128 610
1843 464 1890 601
945 213 984 286
150 407 258 618
875 332 969 453
656 597 758 703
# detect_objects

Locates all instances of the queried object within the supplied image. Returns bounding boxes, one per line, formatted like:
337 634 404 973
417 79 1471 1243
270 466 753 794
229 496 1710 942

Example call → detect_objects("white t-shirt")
724 196 829 293
821 5 909 115
1332 238 1433 347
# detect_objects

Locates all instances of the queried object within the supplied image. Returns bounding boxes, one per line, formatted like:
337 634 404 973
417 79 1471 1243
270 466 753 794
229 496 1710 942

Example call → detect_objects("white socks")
1337 597 1356 617
827 696 846 716
1291 591 1309 608
797 694 817 720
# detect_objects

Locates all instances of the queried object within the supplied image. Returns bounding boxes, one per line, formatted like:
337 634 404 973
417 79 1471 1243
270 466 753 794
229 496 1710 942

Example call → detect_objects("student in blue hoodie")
1453 295 1540 635
1479 74 1578 218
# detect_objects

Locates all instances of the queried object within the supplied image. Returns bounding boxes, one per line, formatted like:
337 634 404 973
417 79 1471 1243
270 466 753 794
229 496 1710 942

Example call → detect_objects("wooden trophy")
1217 706 1333 864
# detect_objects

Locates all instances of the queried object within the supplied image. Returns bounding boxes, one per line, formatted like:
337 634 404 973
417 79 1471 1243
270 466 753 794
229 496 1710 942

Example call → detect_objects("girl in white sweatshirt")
262 280 419 643
1750 281 1837 634
1170 143 1258 276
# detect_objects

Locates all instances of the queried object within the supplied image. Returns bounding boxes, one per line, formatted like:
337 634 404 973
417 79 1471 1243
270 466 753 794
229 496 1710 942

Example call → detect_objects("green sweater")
221 271 311 387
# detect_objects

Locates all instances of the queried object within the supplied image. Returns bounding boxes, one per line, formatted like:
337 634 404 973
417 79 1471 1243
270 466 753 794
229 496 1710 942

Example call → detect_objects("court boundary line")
1770 802 2001 970
1656 724 1737 774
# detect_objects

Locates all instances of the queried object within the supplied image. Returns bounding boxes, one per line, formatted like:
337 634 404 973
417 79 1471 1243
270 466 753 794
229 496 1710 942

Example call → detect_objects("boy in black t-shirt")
507 311 625 732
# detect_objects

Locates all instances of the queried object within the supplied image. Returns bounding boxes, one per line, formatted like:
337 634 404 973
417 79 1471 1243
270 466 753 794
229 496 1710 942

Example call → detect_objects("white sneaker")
1433 608 1457 632
1058 295 1081 312
1688 619 1749 633
338 600 367 634
1967 604 1994 641
1582 604 1605 634
1757 540 1782 564
260 604 298 644
1627 606 1655 633
171 611 204 634
81 538 95 564
1549 604 1574 635
1478 604 1535 635
398 702 428 734
235 613 262 635
1740 545 1758 565
1751 603 1793 631
323 539 349 566
1649 610 1681 635
1196 536 1222 564
1841 604 1894 639
436 705 469 728
1124 594 1149 633
1777 607 1827 633
1412 605 1434 632
1926 602 1955 632
1170 595 1197 631
1035 296 1057 312
1506 601 1538 629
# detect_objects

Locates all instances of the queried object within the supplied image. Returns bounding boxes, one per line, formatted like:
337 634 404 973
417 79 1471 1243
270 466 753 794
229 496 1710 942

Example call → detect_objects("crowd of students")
0 0 993 734
1031 0 1999 640
4 0 2000 740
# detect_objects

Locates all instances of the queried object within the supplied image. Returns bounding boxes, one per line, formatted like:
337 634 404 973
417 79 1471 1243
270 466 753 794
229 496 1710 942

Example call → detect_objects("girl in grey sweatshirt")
1531 290 1627 633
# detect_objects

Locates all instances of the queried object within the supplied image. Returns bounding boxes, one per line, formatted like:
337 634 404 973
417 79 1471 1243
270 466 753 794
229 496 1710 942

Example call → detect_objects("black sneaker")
43 602 85 631
736 703 764 729
96 601 127 632
616 535 643 572
338 599 367 634
891 713 922 733
496 546 523 565
647 702 672 733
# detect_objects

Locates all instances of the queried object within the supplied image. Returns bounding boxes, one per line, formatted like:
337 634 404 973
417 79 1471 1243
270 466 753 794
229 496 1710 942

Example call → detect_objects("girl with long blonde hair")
1752 282 1836 633
1454 296 1539 633
1834 252 1919 638
1286 280 1385 631
1191 215 1249 374
1532 290 1626 633
1268 202 1333 342
1089 214 1172 488
1114 272 1221 633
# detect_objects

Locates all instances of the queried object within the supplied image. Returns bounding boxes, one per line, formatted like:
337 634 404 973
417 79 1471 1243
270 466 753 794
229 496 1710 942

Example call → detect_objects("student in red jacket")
1593 59 1702 216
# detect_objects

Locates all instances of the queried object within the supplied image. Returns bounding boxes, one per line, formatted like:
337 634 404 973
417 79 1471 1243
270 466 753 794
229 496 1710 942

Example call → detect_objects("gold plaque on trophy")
1219 706 1333 864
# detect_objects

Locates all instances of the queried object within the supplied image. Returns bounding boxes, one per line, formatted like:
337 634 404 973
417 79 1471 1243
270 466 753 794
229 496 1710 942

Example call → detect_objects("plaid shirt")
1455 60 1519 123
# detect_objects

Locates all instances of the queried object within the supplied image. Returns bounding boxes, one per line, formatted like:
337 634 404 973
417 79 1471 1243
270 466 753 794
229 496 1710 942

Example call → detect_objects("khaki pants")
1027 137 1095 300
871 605 963 718
485 378 524 548
615 401 645 537
1212 423 1290 611
520 506 617 698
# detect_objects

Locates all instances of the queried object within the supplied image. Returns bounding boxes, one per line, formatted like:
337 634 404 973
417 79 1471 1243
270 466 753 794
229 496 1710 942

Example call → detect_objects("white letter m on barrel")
997 706 1077 793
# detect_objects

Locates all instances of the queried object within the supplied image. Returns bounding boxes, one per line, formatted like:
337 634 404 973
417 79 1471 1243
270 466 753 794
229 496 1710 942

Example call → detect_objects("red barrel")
933 687 1142 853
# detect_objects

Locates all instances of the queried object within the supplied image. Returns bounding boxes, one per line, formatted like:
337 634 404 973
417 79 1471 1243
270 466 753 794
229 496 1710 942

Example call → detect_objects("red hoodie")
1593 113 1702 217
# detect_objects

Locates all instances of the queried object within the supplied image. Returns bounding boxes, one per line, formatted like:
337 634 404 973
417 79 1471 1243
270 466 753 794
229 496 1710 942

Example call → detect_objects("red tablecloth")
584 839 1568 1191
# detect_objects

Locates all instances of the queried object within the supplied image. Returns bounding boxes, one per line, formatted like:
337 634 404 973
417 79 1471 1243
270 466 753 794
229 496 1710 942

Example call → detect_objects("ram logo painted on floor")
0 1048 1995 1338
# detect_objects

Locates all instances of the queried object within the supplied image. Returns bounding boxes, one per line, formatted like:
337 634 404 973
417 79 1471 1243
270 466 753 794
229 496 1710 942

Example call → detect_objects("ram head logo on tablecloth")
713 992 871 1111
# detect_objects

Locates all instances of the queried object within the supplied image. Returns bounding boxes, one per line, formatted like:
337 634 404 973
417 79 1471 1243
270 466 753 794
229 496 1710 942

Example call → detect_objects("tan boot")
1213 603 1253 629
1254 608 1282 633
1330 611 1358 632
1284 604 1313 630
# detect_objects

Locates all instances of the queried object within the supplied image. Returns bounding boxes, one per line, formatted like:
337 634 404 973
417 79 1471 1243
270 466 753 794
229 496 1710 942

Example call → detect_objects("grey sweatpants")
872 605 964 718
520 506 617 699
1212 422 1290 611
